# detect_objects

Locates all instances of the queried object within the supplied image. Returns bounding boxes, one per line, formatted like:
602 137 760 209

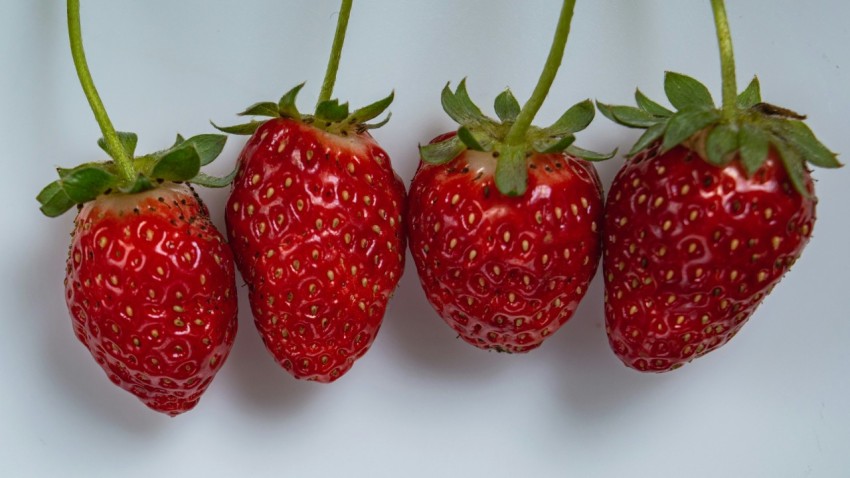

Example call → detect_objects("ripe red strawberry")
39 0 239 415
408 0 612 352
221 115 405 381
409 134 603 352
63 183 238 415
215 2 405 382
598 0 840 371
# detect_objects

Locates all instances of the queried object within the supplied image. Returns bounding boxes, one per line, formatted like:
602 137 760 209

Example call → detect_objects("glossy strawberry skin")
226 118 406 382
408 139 603 352
603 144 816 372
65 183 238 416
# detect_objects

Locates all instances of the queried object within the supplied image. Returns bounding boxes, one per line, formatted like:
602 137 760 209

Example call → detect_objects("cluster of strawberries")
41 0 839 416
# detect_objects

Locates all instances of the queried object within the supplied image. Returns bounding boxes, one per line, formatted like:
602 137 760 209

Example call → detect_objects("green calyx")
213 83 393 137
37 132 236 217
420 79 614 197
597 72 841 195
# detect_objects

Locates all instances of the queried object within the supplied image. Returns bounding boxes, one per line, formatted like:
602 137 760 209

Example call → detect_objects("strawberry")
215 0 404 381
37 0 239 415
408 1 613 352
63 183 238 416
597 0 841 372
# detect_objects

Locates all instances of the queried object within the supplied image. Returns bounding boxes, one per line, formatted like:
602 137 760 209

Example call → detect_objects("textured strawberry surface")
603 144 815 371
65 183 238 416
408 143 603 352
226 118 406 382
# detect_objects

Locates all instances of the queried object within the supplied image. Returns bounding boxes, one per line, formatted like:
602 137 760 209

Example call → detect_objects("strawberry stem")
505 0 576 145
67 0 135 184
710 0 737 121
317 0 353 108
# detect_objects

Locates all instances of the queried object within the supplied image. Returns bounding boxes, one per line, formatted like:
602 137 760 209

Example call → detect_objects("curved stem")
710 0 737 120
317 0 353 108
67 0 134 183
505 0 576 145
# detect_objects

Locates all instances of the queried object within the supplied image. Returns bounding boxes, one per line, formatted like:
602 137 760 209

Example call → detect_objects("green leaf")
738 123 769 175
150 144 201 181
278 83 305 119
547 99 595 135
494 89 521 123
628 122 667 156
60 166 117 203
635 89 673 116
705 123 739 166
97 131 138 159
36 181 75 217
494 144 527 196
172 133 186 147
316 99 350 123
441 79 490 128
212 120 263 136
662 108 720 151
778 120 841 168
533 134 575 154
774 137 810 196
238 102 280 118
349 91 394 124
737 76 762 109
191 166 239 188
457 126 485 151
566 144 617 162
419 135 466 165
180 134 227 166
664 72 715 110
597 103 658 128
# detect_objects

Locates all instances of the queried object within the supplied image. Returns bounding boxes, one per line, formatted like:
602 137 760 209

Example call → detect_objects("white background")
2 1 848 476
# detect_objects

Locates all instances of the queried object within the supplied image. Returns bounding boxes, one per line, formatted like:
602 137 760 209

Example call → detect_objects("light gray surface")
1 1 848 476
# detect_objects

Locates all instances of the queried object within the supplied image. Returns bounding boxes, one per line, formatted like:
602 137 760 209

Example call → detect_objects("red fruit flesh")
65 183 238 416
226 118 406 382
603 144 816 372
408 142 603 352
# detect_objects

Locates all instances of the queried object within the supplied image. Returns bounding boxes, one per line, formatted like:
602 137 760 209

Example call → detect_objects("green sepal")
457 126 486 151
597 102 658 129
191 166 239 188
212 120 263 136
737 76 762 109
315 99 350 123
664 72 715 110
494 89 521 123
635 89 673 117
628 122 667 156
120 174 154 194
150 143 201 182
97 131 138 159
494 144 527 196
546 99 595 135
775 119 841 169
566 144 617 162
774 137 810 197
705 123 739 166
362 112 391 130
441 80 492 131
348 91 394 124
36 164 118 217
36 181 75 217
173 134 186 146
738 122 769 175
533 134 575 154
662 108 720 151
420 135 466 165
278 83 305 119
238 102 280 118
179 134 227 166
